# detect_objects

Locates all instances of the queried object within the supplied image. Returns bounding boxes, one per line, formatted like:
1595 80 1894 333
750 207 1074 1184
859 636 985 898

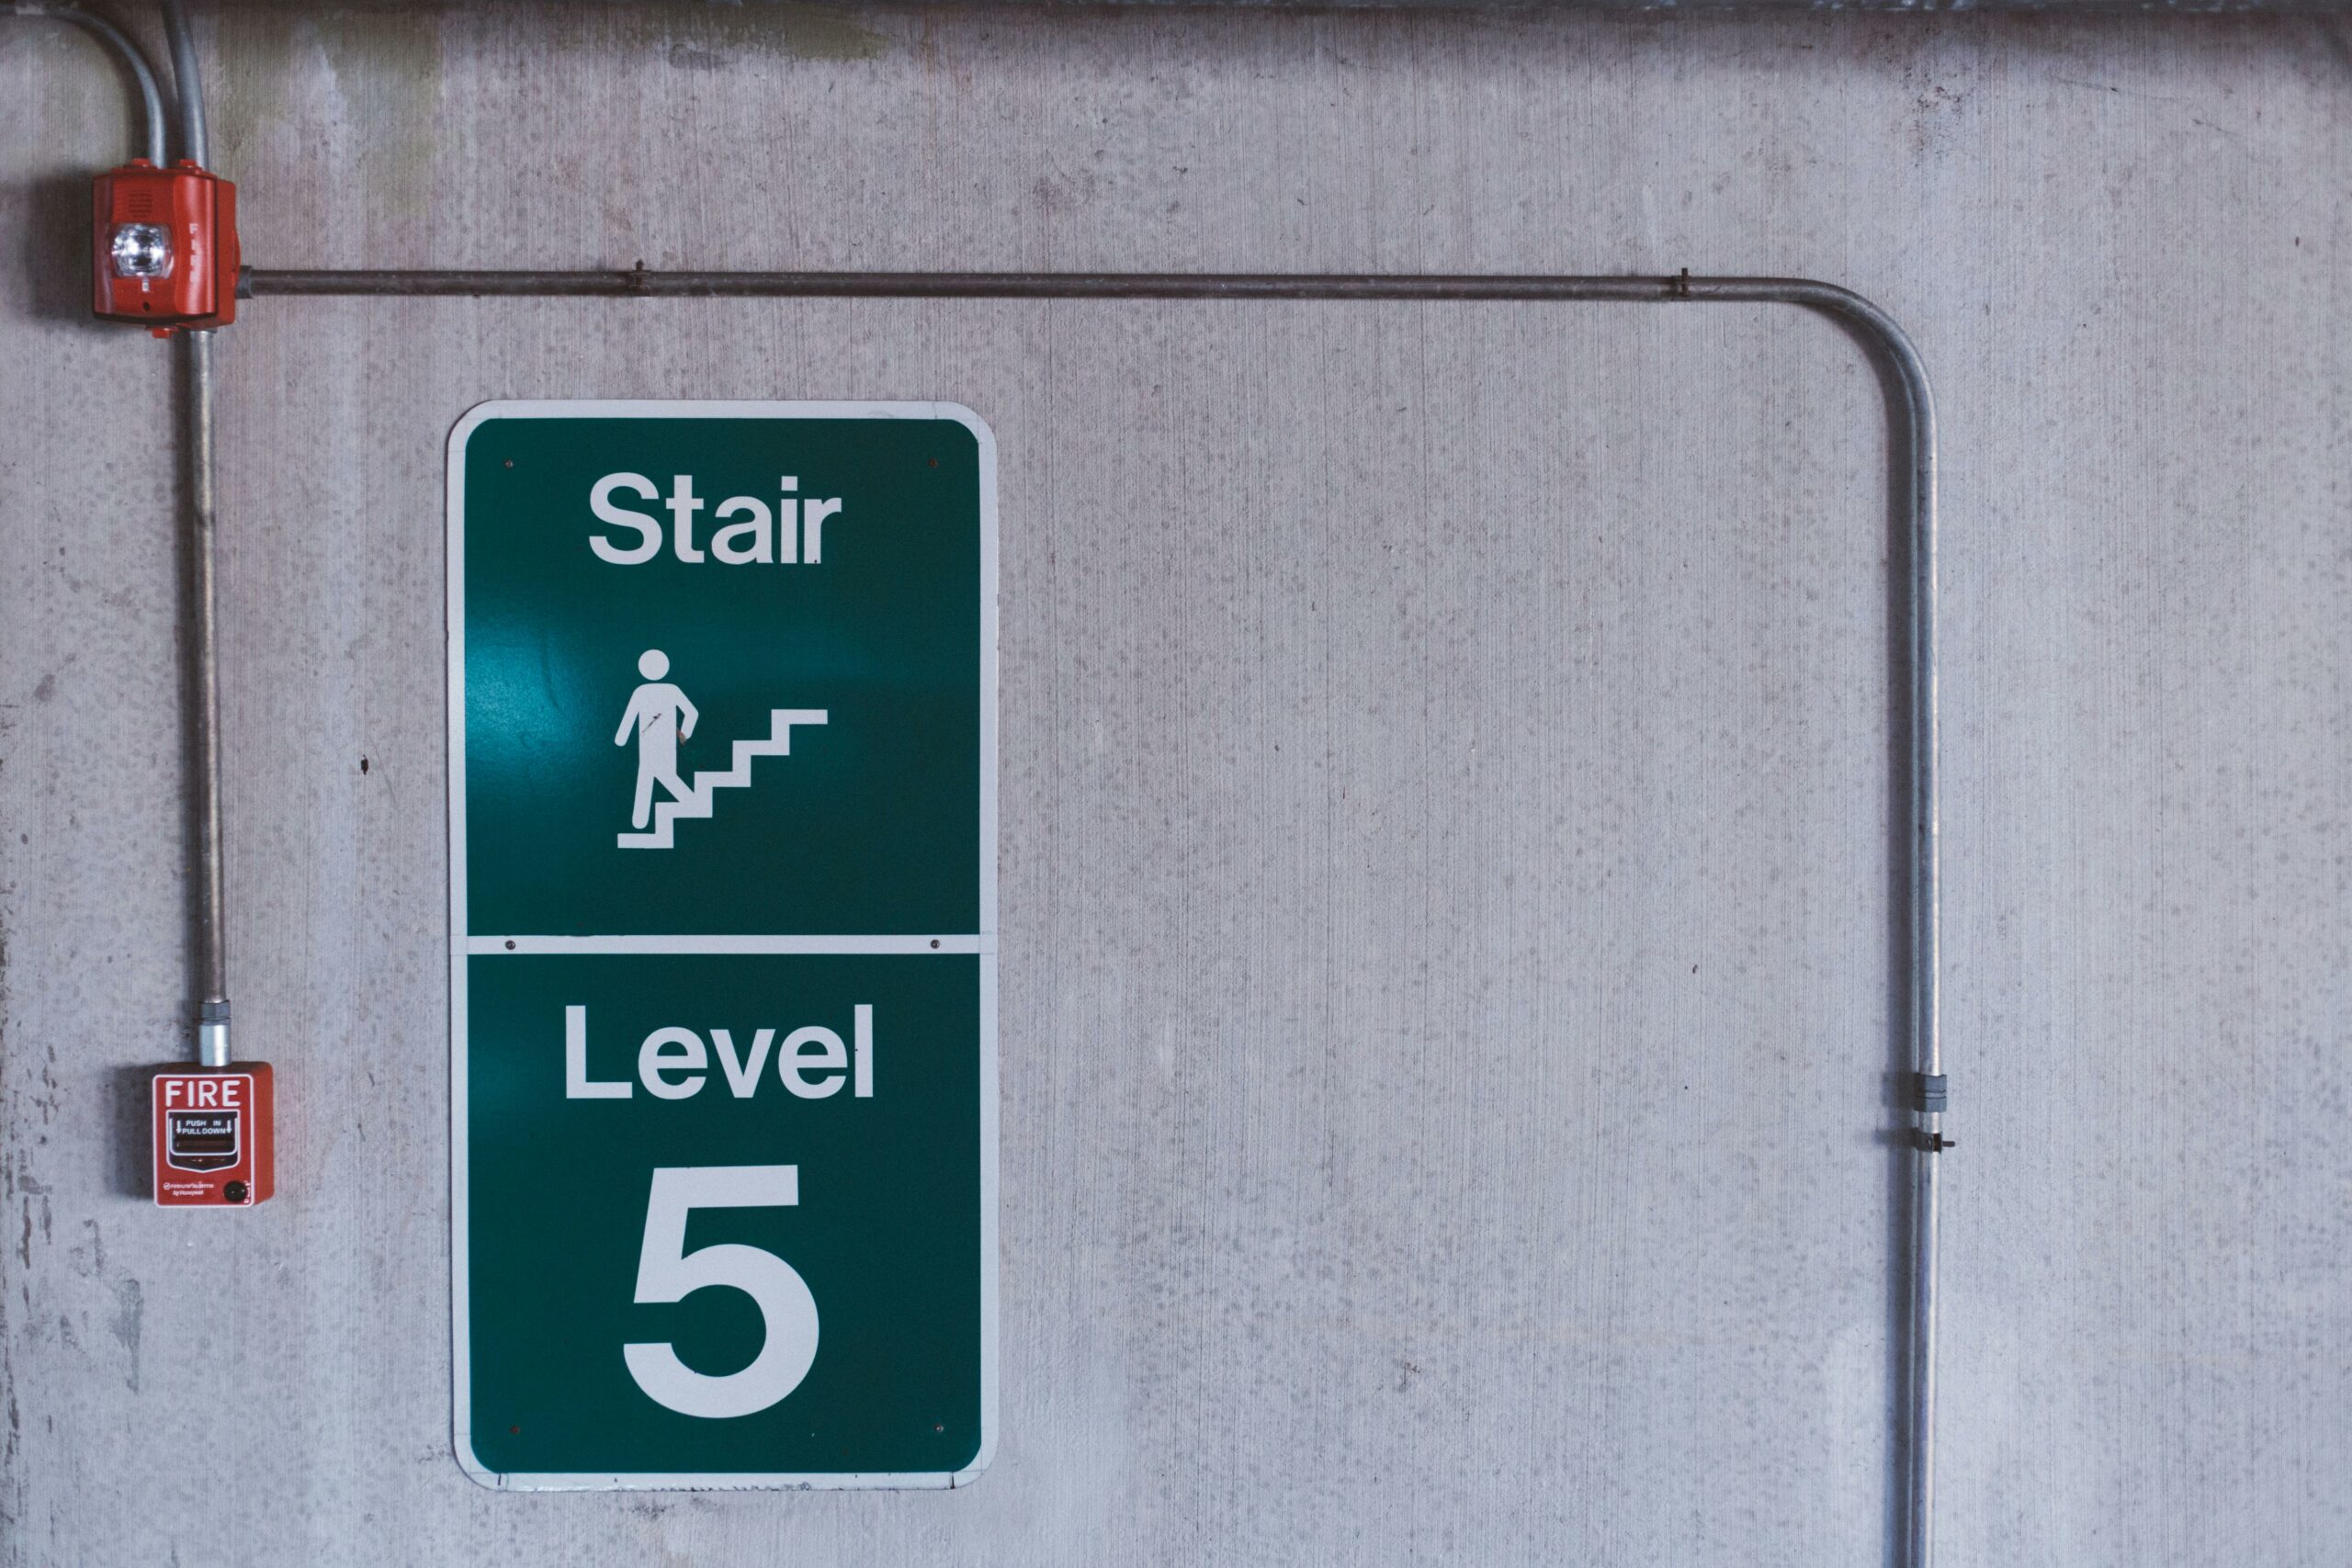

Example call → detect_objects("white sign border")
447 399 1000 1492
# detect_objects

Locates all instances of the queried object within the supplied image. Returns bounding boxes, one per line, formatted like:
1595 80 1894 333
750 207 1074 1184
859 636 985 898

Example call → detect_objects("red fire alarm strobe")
153 1066 274 1207
92 159 239 334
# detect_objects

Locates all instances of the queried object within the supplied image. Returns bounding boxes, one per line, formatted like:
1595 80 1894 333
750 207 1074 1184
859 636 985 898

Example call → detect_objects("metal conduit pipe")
157 0 202 164
157 0 228 1067
4 3 168 167
181 324 227 1067
244 263 1945 1563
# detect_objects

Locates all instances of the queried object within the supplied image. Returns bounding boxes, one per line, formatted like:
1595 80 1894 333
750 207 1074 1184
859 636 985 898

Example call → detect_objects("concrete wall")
2 5 2346 1564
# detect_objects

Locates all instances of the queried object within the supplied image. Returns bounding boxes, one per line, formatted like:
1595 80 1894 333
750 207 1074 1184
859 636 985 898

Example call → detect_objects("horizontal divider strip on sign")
466 935 993 956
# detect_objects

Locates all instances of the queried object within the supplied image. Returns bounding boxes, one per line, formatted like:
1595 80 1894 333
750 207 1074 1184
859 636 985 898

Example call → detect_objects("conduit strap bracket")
1915 1072 1953 1155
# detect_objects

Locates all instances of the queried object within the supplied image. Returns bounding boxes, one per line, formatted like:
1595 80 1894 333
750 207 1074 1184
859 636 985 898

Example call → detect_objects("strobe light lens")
109 222 172 278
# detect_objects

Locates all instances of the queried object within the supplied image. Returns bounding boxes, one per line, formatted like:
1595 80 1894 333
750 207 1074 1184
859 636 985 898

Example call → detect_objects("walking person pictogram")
616 649 698 831
610 649 829 850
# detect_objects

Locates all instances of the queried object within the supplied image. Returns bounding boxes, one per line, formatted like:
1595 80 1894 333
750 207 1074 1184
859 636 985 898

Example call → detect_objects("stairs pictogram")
617 708 829 849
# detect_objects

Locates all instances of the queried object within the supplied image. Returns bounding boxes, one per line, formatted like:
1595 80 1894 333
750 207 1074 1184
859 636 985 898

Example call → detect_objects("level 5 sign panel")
448 400 998 1490
464 954 985 1480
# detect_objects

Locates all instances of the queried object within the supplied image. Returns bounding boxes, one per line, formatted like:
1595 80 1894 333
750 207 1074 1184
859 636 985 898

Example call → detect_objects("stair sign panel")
455 407 984 937
447 400 997 1491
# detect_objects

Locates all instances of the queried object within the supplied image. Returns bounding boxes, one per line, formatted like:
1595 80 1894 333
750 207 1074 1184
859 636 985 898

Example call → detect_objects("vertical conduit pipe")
1690 276 1941 1568
241 265 1945 1562
158 0 202 163
182 324 227 1066
159 0 228 1066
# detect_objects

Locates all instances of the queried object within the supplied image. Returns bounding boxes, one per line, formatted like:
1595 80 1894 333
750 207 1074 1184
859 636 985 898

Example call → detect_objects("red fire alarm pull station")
153 1066 274 1207
92 159 239 334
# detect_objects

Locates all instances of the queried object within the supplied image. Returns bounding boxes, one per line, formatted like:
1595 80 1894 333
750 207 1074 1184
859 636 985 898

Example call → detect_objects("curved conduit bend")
1 2 168 165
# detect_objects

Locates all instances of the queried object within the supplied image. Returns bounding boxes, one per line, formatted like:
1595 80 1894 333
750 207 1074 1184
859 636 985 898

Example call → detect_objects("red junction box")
91 159 239 333
152 1066 274 1207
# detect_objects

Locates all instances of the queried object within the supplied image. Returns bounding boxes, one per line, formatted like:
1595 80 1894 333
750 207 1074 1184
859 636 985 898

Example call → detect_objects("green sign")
447 400 997 1490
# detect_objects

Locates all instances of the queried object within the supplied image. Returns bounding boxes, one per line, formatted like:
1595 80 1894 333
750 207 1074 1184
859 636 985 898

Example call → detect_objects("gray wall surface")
3 5 2347 1564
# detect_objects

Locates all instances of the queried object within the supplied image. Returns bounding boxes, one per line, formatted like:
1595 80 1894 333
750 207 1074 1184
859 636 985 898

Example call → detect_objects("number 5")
623 1166 820 1418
